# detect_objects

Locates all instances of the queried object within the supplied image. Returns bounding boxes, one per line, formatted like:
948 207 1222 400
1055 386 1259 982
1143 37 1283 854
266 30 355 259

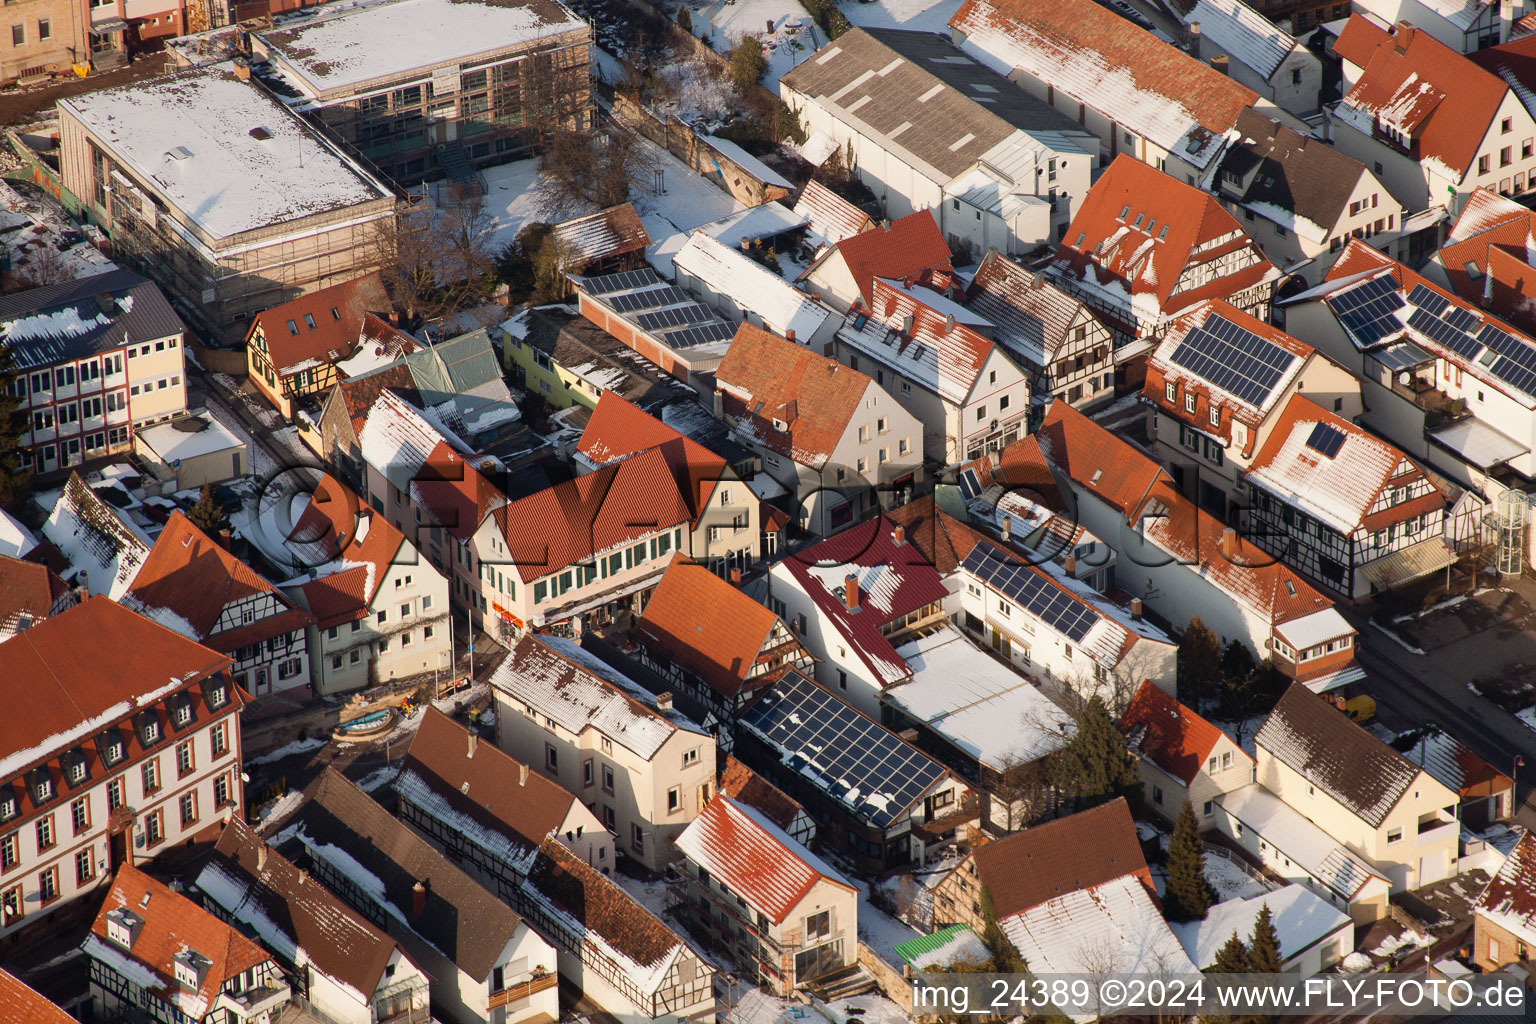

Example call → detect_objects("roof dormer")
173 949 211 990
105 907 142 949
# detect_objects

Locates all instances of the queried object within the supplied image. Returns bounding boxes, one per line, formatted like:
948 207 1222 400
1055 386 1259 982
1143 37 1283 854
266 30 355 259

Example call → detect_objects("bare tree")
538 125 658 211
365 195 497 324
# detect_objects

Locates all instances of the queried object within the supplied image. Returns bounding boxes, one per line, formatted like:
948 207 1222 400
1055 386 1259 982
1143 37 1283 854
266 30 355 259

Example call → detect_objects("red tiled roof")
1473 829 1536 942
1030 398 1167 517
494 446 692 584
859 278 996 398
1438 188 1536 334
971 797 1152 920
675 795 853 924
89 864 273 1020
884 496 987 574
576 392 729 523
551 202 651 268
1056 155 1275 317
412 439 503 541
126 512 312 649
290 474 407 628
332 362 422 436
1338 16 1509 178
715 322 875 470
950 0 1257 157
1144 300 1312 443
719 756 806 834
780 516 950 687
246 273 409 376
0 553 67 631
1119 680 1246 786
0 596 231 780
0 967 74 1024
635 555 792 699
818 210 952 306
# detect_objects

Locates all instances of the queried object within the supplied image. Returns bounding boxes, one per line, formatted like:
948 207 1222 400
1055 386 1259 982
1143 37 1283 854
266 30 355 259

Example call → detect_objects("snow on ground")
728 989 800 1024
631 132 747 233
841 0 964 31
356 764 400 794
1518 705 1536 735
1342 951 1373 972
253 788 306 830
650 58 738 126
246 736 327 767
1371 930 1430 958
851 881 923 965
481 159 597 252
827 993 911 1024
1205 853 1272 902
680 0 826 90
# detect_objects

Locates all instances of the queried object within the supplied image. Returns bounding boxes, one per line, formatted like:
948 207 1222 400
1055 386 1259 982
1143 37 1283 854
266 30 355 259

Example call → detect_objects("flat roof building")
57 65 396 341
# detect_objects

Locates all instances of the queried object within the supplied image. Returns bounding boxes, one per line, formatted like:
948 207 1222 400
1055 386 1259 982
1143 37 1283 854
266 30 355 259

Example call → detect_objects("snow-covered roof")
42 474 152 600
0 508 37 560
255 0 587 98
836 278 996 405
135 415 246 467
1218 784 1390 901
693 202 809 247
59 66 391 242
673 232 833 342
490 635 704 761
702 136 792 190
792 180 872 249
885 625 1073 770
1173 884 1351 969
1187 0 1305 80
1000 874 1196 1012
1273 608 1355 652
894 924 992 971
1473 829 1536 946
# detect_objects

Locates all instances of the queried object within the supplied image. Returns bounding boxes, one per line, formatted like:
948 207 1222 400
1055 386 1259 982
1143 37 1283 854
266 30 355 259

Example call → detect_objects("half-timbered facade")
0 270 188 476
0 597 244 950
1244 395 1452 598
125 512 314 701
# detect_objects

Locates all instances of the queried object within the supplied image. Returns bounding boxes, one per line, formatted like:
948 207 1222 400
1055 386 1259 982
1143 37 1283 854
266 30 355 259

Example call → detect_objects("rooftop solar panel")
737 672 948 830
1406 307 1482 358
1305 422 1346 458
1330 274 1402 316
1406 283 1449 317
635 304 712 332
961 545 1101 643
1374 341 1435 373
585 268 662 295
666 321 736 348
1166 314 1297 408
1491 355 1536 398
1445 306 1480 333
607 286 689 314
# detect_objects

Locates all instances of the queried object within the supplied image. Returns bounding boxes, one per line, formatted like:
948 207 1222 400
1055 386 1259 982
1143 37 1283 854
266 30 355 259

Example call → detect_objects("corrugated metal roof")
0 269 184 369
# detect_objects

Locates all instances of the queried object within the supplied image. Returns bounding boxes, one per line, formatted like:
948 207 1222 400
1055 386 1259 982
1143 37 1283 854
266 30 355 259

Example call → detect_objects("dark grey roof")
270 767 523 983
523 307 694 410
1221 110 1369 233
0 269 185 371
781 28 1089 180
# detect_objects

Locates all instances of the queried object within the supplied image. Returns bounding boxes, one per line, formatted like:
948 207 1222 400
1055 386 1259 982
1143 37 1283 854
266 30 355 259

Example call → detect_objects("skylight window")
1304 422 1345 458
1119 205 1131 220
1132 213 1145 228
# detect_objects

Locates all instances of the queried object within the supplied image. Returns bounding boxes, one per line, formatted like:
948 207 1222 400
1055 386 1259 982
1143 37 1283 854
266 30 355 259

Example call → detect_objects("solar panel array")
1375 341 1435 373
1406 283 1448 318
1329 274 1405 345
1446 306 1480 333
961 545 1100 643
1406 306 1482 358
738 672 947 830
636 304 712 332
585 269 662 295
1305 422 1346 458
1479 323 1536 396
607 286 689 314
664 320 735 348
1166 314 1298 407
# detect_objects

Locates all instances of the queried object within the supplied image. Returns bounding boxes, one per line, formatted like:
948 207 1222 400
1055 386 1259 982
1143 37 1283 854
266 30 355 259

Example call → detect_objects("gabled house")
124 511 314 703
675 794 859 995
1216 108 1406 284
715 322 924 534
1472 829 1536 971
198 820 432 1024
672 233 839 353
1173 883 1353 976
1051 155 1280 350
245 274 418 421
488 634 716 873
396 706 614 888
835 275 1031 463
947 0 1266 183
1398 728 1514 828
0 269 187 476
271 768 560 1024
1428 187 1536 336
780 28 1096 255
631 554 812 737
573 392 761 573
1279 240 1536 499
1142 299 1362 519
971 402 1365 685
1241 683 1461 894
929 796 1151 933
0 553 74 640
1119 680 1254 826
734 670 973 872
496 305 695 412
1244 394 1453 598
549 203 651 280
719 756 816 848
965 249 1117 414
792 180 875 251
1329 16 1536 226
86 864 289 1024
39 472 151 601
0 597 244 947
800 210 954 314
1177 0 1322 115
279 473 452 693
1356 0 1514 53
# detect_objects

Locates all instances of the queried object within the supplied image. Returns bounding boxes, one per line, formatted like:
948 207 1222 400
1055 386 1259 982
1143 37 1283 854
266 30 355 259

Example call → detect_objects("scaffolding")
1495 486 1527 577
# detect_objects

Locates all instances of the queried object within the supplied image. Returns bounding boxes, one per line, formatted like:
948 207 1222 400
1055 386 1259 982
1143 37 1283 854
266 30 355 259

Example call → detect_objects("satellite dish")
1398 372 1412 386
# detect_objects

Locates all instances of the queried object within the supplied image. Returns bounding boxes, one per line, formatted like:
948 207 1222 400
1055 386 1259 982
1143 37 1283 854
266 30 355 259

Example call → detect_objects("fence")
856 941 912 1014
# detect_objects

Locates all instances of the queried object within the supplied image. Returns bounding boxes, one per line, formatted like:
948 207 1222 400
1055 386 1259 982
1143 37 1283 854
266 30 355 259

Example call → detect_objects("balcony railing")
487 969 557 1010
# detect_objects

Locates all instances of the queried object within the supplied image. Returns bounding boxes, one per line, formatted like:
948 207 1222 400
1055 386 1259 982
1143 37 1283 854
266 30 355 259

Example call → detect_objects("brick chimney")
1130 598 1143 621
902 313 915 336
1001 515 1012 542
892 524 906 546
1189 21 1201 58
657 692 674 713
1064 553 1077 575
786 328 796 343
1220 527 1239 560
730 567 742 584
843 573 861 611
519 763 529 787
467 730 478 758
411 881 426 917
944 313 956 333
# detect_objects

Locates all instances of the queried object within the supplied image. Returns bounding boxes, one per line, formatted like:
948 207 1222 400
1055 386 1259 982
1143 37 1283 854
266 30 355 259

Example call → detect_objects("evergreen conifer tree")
1049 695 1140 810
1163 801 1215 922
1212 931 1251 973
1248 903 1284 973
